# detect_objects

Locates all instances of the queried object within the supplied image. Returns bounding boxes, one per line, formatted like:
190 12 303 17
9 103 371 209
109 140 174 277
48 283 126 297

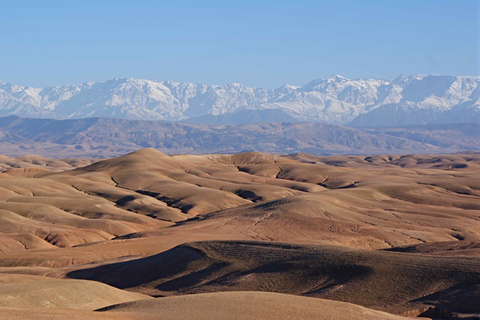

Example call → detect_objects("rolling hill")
0 149 479 319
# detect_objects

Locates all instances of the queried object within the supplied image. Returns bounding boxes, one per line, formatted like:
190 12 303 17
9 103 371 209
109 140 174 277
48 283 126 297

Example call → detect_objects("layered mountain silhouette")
0 116 478 158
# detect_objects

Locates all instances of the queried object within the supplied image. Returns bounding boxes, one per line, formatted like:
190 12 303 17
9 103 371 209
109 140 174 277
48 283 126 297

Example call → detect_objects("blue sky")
1 0 478 88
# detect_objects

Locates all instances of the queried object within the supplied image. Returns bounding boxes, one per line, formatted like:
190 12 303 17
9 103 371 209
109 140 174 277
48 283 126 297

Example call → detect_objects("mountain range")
0 116 477 158
1 75 479 126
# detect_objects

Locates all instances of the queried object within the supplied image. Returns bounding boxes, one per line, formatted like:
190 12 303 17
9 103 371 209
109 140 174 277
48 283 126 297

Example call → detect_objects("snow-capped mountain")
0 75 478 126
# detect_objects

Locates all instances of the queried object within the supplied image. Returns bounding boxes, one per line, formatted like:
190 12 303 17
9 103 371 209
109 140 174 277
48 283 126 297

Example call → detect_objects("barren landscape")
2 0 478 319
0 148 479 319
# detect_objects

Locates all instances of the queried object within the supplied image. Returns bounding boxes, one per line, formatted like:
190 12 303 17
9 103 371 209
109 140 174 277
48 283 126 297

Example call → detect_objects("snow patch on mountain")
0 75 478 126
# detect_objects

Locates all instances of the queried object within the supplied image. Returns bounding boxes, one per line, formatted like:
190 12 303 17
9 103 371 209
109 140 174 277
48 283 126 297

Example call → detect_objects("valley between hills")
0 148 479 319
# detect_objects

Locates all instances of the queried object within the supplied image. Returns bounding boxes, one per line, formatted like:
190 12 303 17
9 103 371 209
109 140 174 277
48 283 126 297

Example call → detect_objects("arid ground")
0 149 479 319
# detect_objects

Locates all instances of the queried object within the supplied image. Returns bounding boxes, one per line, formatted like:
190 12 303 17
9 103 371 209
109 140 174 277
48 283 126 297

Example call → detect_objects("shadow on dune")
67 240 480 317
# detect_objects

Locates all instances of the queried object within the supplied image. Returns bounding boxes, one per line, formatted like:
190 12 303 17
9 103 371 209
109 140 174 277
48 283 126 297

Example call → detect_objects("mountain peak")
225 82 245 88
328 74 347 81
0 75 478 127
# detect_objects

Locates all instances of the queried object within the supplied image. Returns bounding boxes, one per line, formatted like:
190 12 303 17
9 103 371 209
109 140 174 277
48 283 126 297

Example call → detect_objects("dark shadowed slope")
68 240 480 317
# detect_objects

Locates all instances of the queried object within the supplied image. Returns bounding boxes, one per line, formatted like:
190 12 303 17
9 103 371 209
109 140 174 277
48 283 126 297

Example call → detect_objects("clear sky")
1 0 478 88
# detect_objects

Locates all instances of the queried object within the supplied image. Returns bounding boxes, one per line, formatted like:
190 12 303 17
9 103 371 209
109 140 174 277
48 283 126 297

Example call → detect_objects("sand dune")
0 291 413 320
0 273 149 310
0 155 95 172
386 240 480 256
0 149 479 319
100 291 413 320
68 240 480 316
0 148 479 260
288 152 480 170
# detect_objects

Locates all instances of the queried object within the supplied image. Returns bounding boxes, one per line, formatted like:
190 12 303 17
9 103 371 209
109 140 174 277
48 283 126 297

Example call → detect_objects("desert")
0 148 478 319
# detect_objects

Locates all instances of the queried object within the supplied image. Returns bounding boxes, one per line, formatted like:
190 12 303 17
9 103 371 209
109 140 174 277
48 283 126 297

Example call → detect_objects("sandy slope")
100 291 414 320
0 273 149 310
0 149 479 319
1 148 479 255
0 291 414 320
68 240 480 316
